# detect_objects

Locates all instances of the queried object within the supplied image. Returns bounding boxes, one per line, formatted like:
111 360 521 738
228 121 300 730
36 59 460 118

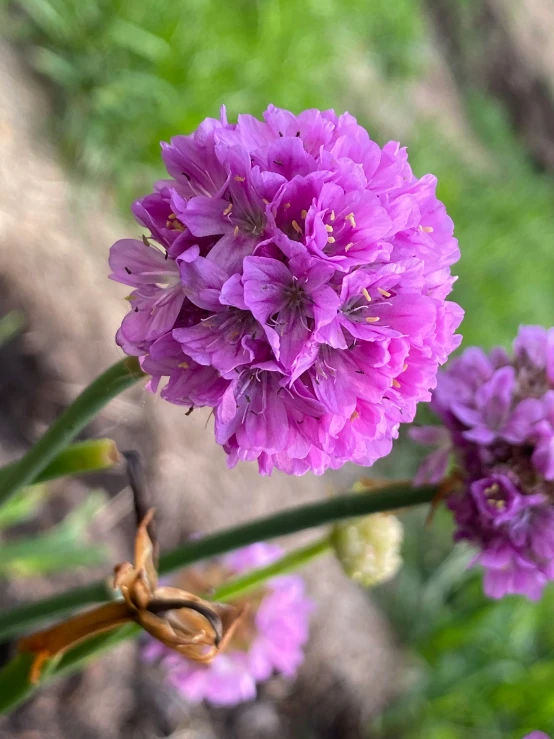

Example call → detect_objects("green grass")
5 0 425 209
410 121 554 349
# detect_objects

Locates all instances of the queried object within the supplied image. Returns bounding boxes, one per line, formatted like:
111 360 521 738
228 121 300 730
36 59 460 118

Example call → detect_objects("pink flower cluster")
143 543 312 706
110 105 462 474
414 326 554 600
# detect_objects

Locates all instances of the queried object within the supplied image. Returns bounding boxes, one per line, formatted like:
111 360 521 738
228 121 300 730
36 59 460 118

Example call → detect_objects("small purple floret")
110 105 463 475
413 325 554 600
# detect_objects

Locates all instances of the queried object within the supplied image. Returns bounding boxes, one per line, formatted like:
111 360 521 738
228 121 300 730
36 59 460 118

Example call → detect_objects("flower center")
284 279 308 310
483 482 507 511
514 361 550 400
165 213 185 231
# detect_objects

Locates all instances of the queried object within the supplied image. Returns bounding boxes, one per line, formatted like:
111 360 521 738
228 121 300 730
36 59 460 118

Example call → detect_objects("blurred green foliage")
410 97 554 350
0 484 47 530
0 488 108 577
5 0 424 208
372 510 554 739
4 0 554 735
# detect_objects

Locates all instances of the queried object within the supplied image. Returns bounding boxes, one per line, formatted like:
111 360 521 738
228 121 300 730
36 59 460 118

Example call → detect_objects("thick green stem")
0 357 144 506
0 481 437 642
0 439 121 487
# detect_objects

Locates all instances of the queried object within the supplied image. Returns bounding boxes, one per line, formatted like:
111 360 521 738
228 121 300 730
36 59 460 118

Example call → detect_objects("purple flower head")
111 105 463 474
413 325 554 600
523 733 550 739
143 542 312 706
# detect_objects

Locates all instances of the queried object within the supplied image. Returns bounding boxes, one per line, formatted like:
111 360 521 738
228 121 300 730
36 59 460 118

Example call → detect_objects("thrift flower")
143 542 312 706
111 106 463 474
413 326 554 600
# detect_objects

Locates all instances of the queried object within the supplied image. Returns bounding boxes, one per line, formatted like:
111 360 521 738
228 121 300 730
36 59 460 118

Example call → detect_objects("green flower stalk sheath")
0 357 144 507
0 439 121 487
0 481 437 642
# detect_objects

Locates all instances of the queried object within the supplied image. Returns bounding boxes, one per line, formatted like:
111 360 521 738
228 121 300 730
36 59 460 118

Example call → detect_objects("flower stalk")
0 357 144 507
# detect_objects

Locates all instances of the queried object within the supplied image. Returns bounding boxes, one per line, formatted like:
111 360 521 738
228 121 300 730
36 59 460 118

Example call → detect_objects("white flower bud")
332 512 404 587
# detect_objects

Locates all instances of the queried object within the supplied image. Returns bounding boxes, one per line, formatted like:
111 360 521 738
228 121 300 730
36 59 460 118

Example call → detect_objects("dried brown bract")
19 509 246 683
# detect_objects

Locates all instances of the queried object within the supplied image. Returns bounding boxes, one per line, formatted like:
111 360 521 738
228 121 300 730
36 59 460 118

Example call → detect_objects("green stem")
0 439 121 487
0 653 38 714
158 482 435 573
0 481 437 642
211 535 331 602
0 358 144 506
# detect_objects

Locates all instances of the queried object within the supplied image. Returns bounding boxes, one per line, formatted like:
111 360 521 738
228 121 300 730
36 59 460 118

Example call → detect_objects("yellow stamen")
234 175 246 182
344 242 354 252
166 218 185 231
284 202 291 209
327 236 336 244
362 288 372 303
178 361 189 369
345 212 357 228
402 363 408 372
223 203 233 216
350 410 360 421
301 209 308 219
125 294 136 302
262 198 270 205
168 213 177 220
325 224 334 233
366 316 380 323
292 220 302 234
330 210 336 221
419 225 434 233
233 225 239 237
377 288 392 298
392 379 401 389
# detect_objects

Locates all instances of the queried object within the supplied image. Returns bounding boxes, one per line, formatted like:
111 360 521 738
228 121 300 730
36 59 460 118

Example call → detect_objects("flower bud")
332 512 404 587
